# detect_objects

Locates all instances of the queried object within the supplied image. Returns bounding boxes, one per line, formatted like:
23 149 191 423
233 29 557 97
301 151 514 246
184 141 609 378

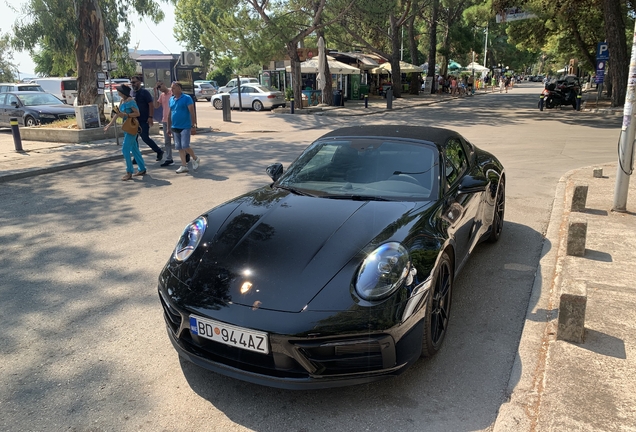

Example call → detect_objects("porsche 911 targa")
158 125 505 389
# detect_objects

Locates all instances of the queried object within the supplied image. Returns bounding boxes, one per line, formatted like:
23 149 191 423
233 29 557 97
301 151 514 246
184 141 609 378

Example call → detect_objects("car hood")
187 187 418 313
29 105 76 115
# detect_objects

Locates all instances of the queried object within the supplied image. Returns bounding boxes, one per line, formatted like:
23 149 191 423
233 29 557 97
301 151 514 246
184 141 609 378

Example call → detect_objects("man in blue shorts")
167 81 201 174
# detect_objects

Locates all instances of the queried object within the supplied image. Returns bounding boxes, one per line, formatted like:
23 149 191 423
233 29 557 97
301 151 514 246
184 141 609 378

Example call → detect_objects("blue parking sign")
596 42 609 60
595 60 605 84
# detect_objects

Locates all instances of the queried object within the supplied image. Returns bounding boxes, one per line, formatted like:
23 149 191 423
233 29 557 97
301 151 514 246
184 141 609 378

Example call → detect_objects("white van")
31 77 78 104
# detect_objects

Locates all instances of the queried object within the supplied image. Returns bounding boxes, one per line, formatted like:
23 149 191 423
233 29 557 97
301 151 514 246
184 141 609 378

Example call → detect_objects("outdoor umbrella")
317 36 326 104
285 58 360 74
464 62 489 73
370 60 423 74
448 60 462 71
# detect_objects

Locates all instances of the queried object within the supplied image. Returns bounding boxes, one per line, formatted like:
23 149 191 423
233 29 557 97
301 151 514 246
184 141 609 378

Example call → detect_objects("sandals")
122 173 133 181
134 170 147 177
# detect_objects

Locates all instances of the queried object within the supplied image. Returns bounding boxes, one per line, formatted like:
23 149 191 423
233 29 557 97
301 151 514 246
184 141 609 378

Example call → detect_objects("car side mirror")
458 174 488 194
266 163 283 182
11 101 18 107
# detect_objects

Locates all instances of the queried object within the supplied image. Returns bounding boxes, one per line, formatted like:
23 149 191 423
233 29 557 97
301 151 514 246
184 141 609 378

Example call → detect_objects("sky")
1 0 186 78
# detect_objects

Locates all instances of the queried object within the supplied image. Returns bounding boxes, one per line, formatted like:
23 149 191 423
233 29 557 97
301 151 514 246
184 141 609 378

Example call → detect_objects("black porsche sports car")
158 125 505 389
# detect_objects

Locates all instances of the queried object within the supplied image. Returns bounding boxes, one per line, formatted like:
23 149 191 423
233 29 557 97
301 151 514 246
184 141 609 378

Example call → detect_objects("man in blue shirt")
167 81 200 174
131 75 164 161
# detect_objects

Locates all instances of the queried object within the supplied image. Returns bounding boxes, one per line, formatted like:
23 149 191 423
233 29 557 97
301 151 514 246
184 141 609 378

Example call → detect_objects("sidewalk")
1 87 635 430
494 164 636 432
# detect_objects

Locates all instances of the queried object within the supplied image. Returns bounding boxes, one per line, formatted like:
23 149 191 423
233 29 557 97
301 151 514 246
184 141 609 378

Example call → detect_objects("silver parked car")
210 84 286 111
194 82 216 101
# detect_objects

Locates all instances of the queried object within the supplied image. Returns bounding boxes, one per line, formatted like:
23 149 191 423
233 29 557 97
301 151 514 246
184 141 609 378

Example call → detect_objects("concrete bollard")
566 216 587 256
571 184 588 212
593 168 603 178
557 280 587 343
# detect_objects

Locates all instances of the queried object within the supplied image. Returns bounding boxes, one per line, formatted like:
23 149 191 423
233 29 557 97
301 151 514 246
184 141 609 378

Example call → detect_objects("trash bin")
332 90 341 107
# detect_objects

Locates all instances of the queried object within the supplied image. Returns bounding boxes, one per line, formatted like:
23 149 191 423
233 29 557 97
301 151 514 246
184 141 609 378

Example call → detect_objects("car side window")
241 87 254 94
229 88 239 94
0 94 6 105
7 95 19 107
444 138 468 187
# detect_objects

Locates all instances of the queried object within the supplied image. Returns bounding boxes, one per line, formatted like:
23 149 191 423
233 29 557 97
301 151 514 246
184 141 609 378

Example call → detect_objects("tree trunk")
287 42 303 110
75 0 106 122
390 16 402 98
427 0 439 94
408 15 420 95
439 24 450 77
603 0 628 107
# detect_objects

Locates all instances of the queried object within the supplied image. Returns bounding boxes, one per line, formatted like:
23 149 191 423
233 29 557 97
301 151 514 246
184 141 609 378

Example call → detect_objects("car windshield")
18 93 64 106
277 138 439 201
18 86 44 92
251 85 276 93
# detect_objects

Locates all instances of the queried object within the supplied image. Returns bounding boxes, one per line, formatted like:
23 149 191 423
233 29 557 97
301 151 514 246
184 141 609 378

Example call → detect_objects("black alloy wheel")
421 252 453 357
488 180 505 243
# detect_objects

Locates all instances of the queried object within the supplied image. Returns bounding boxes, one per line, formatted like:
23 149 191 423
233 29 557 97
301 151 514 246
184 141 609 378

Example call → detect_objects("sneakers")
192 156 200 171
121 172 133 181
160 159 174 167
176 166 189 174
133 170 146 177
156 150 164 161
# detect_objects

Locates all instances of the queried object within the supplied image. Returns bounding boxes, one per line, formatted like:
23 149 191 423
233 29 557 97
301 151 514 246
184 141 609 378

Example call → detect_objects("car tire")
487 179 505 243
252 100 263 111
212 99 223 110
24 116 37 127
421 251 453 358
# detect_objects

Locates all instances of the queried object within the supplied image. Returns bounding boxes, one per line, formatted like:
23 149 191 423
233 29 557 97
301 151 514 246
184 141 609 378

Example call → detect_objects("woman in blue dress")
104 84 147 181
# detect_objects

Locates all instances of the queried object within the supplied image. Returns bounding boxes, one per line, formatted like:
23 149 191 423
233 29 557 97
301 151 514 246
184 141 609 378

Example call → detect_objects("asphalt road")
0 83 622 431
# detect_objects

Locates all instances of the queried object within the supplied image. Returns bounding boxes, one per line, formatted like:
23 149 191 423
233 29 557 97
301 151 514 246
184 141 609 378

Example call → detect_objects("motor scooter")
539 80 579 110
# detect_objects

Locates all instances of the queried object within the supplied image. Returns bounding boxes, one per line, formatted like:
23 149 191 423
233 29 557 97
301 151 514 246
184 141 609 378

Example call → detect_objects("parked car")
73 90 122 118
195 80 219 91
194 82 216 101
0 82 45 93
217 77 259 93
30 77 78 104
0 91 76 127
210 84 286 111
158 125 506 389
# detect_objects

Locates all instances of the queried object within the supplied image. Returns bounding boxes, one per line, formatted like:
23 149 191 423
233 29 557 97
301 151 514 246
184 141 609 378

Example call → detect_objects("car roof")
1 91 47 94
318 125 462 146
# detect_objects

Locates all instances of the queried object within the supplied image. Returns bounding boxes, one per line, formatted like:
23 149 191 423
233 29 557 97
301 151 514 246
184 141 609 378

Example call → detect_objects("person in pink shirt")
450 76 458 95
154 81 174 166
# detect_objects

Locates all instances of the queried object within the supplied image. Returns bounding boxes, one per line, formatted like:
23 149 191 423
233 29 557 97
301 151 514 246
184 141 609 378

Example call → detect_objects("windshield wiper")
275 185 316 197
321 194 391 201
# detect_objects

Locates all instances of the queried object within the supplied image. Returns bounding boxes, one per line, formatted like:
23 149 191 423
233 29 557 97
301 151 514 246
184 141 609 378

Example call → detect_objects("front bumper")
159 287 425 390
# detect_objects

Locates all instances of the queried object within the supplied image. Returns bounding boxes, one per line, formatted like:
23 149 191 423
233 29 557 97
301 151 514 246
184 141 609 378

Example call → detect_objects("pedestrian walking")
491 75 497 92
130 75 164 162
505 76 511 93
154 81 174 166
104 84 147 181
499 76 505 93
168 81 200 174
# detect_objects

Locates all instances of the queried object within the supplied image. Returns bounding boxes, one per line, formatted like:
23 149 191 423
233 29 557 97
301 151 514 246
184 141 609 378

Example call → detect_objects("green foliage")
0 30 16 82
12 0 163 77
285 86 294 100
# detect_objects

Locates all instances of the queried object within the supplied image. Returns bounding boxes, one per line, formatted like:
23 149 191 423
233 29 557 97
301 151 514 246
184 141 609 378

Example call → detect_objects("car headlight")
174 216 207 262
39 114 56 119
355 242 410 301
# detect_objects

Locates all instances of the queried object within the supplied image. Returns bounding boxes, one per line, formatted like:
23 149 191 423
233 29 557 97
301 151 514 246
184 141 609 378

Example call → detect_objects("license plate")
189 315 269 354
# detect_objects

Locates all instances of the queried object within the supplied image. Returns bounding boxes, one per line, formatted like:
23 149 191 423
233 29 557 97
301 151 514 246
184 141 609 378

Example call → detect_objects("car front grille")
292 336 394 376
159 293 182 334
